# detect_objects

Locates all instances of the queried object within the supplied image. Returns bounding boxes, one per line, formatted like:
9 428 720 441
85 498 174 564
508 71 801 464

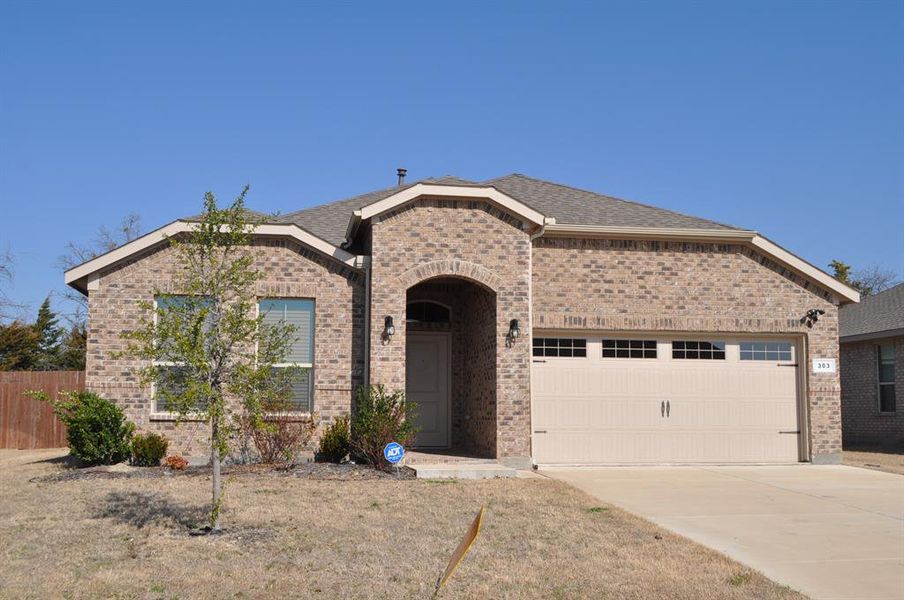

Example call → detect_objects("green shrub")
32 390 135 466
316 415 350 463
131 432 169 466
351 385 417 471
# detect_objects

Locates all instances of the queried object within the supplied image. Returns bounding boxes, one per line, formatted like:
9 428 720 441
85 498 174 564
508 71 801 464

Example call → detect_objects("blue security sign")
383 442 405 464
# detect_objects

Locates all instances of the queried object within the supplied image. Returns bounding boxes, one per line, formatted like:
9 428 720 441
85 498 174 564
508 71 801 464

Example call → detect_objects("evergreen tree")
33 297 63 370
58 324 87 370
0 321 39 371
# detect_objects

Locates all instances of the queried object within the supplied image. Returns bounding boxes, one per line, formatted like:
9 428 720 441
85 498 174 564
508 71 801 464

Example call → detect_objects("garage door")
531 335 801 464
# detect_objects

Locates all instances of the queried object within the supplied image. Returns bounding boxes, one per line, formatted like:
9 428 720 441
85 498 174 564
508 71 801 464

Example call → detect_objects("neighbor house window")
533 338 587 358
602 339 657 359
152 295 209 413
672 341 726 360
740 341 793 361
260 299 315 412
878 344 896 413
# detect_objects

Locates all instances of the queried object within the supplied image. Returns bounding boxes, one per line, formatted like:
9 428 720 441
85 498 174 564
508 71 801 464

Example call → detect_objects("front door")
406 332 450 448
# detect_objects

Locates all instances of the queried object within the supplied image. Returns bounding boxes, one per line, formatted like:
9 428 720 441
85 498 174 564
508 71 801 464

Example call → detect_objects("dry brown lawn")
844 447 904 476
0 449 804 600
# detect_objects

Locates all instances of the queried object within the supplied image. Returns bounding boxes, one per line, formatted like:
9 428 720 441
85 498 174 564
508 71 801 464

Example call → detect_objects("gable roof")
277 173 740 246
65 172 860 304
840 283 904 340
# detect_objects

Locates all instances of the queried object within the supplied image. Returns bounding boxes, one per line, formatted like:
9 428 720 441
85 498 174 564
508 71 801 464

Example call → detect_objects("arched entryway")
406 277 497 458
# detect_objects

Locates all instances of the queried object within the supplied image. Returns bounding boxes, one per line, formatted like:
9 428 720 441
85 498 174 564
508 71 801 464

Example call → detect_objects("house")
64 173 860 467
839 283 903 448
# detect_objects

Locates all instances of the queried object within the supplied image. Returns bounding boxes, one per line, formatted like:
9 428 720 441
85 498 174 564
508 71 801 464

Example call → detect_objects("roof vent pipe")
396 167 407 186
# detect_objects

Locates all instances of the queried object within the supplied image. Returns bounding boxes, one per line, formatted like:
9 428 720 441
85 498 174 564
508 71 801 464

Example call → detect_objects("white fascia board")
65 221 359 291
750 235 860 304
356 183 547 226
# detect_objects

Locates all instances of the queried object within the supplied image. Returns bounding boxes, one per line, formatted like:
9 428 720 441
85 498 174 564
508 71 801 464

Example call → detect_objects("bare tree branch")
57 214 143 325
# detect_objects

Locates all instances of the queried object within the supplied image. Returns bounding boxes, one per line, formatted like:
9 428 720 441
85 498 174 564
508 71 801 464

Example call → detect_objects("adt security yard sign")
383 442 405 464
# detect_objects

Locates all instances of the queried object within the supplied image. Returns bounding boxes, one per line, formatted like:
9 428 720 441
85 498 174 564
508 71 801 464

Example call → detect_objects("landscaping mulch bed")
31 460 416 484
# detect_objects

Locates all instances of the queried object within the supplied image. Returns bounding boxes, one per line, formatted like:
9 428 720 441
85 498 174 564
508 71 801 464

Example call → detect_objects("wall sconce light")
507 318 521 340
382 315 395 340
801 308 825 329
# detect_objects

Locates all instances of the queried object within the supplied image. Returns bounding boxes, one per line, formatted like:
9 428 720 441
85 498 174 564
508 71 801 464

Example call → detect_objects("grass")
843 446 904 476
0 449 805 599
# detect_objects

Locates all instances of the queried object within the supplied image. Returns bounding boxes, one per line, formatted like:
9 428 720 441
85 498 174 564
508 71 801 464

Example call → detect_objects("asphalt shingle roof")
840 283 904 339
269 173 743 246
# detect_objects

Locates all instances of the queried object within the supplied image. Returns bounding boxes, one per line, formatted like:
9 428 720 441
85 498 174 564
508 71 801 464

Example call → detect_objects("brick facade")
531 237 843 463
83 196 849 465
368 199 532 465
85 239 364 455
840 336 904 448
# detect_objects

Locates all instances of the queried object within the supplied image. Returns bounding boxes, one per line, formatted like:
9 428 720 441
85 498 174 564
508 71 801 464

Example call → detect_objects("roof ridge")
278 182 417 220
487 173 742 231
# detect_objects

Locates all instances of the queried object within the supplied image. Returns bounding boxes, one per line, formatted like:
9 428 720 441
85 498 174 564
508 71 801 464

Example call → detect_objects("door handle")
661 401 665 417
666 400 670 418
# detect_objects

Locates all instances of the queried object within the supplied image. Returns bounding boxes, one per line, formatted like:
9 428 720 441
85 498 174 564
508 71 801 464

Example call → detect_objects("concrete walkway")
545 465 904 600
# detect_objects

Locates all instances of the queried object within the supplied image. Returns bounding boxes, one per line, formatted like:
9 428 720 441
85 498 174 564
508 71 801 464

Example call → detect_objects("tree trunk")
210 420 222 532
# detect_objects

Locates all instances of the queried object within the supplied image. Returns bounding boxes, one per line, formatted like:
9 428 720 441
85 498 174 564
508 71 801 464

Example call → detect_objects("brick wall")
85 238 364 455
531 237 844 463
840 336 904 448
369 199 532 464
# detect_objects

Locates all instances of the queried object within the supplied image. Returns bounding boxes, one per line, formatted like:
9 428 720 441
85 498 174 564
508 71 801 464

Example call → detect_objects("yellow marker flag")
434 506 485 596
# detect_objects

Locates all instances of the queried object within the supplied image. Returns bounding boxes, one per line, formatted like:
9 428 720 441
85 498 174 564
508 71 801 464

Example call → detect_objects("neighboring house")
65 173 859 466
839 283 903 448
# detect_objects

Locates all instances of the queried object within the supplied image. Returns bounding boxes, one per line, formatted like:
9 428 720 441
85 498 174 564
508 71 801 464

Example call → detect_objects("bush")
248 412 317 467
131 432 169 466
32 390 135 466
164 455 188 471
351 385 417 471
316 415 350 463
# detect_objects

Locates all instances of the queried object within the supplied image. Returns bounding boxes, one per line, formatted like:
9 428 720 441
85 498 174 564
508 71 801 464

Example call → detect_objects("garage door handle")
779 430 800 434
661 401 665 417
666 400 670 418
534 430 547 434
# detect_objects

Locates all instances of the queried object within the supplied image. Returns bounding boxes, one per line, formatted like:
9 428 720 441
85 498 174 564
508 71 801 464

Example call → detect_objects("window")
406 301 451 324
152 295 210 413
533 338 587 358
878 344 896 413
740 341 793 361
672 340 726 360
260 299 315 412
602 339 657 359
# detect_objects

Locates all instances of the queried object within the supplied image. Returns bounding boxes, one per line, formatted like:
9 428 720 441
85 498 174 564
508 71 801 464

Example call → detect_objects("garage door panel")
532 336 801 465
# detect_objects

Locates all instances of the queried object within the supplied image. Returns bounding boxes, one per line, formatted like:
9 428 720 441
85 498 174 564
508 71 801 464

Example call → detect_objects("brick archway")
396 259 501 292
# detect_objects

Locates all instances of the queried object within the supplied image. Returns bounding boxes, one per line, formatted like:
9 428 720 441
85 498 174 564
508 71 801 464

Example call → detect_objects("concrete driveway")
545 465 904 600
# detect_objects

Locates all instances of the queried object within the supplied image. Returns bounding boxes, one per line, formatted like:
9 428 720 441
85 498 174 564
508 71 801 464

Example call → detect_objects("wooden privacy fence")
0 371 84 449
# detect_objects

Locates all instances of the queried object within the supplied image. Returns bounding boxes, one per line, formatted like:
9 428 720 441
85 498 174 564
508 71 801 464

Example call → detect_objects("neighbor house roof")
276 173 740 246
840 283 904 341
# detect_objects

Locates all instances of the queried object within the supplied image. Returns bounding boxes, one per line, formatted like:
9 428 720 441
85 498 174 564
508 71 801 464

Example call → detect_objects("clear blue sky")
1 1 902 319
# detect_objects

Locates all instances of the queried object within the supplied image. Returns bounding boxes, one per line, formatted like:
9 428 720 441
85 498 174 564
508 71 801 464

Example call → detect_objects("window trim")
258 298 316 414
877 343 896 415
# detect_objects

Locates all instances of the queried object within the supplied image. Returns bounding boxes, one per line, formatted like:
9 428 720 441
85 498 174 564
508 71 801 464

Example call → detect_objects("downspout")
362 256 371 390
526 218 551 468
